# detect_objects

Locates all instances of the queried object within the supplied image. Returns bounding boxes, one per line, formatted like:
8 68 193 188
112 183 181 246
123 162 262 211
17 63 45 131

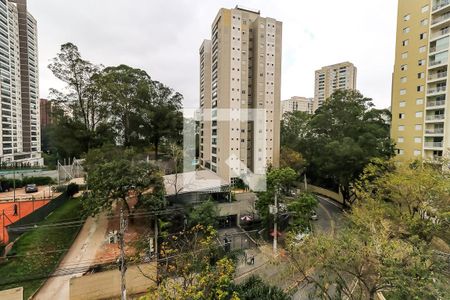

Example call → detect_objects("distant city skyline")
28 0 397 109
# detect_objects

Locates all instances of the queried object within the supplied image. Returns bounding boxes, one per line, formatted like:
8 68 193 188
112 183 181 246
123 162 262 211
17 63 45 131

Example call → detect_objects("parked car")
0 180 10 192
310 210 318 221
25 184 38 193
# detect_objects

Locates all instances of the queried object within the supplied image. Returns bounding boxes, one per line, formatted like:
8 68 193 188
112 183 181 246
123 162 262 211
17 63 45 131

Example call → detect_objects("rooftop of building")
163 169 229 196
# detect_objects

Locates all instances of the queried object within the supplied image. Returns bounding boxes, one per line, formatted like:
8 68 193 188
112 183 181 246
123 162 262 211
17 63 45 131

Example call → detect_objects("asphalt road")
292 195 344 299
313 195 345 236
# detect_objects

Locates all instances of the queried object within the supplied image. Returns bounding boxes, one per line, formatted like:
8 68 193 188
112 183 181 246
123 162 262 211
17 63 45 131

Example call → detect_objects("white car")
310 211 318 221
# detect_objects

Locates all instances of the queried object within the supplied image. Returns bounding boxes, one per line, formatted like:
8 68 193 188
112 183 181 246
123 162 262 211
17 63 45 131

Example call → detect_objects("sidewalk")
33 213 108 300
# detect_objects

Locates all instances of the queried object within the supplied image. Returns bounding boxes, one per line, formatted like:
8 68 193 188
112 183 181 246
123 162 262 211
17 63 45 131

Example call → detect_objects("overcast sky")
29 0 397 109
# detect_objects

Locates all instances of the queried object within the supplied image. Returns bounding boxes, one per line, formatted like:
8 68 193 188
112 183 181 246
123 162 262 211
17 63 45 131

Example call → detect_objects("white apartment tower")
314 62 357 108
0 0 41 165
281 96 316 117
199 6 282 183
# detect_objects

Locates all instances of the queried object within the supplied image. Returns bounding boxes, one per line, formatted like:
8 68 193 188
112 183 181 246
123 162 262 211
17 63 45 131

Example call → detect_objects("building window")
400 89 406 95
397 149 405 155
403 27 410 34
398 125 405 131
414 150 422 156
401 64 408 71
419 46 426 53
421 19 428 26
399 113 405 119
402 39 409 46
416 111 423 117
418 59 425 66
401 52 408 59
414 137 422 143
400 101 406 107
417 85 424 92
404 14 410 21
416 98 424 105
401 77 407 83
419 33 427 40
415 124 422 130
398 137 404 143
418 72 425 79
421 5 429 13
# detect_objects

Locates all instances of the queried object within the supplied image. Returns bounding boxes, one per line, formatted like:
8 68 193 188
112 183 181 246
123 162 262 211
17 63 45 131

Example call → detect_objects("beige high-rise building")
199 6 282 184
281 96 315 117
314 62 357 107
0 0 42 165
392 0 449 161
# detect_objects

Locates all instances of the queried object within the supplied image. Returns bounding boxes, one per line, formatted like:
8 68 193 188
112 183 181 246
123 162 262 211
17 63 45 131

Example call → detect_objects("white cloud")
29 0 397 109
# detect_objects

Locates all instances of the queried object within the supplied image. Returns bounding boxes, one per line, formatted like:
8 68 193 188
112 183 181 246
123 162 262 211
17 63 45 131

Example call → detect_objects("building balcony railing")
433 0 450 12
430 59 448 66
430 45 449 53
427 99 446 106
428 71 448 80
424 141 444 148
425 128 445 134
426 114 446 120
427 86 447 94
433 12 450 25
431 27 450 39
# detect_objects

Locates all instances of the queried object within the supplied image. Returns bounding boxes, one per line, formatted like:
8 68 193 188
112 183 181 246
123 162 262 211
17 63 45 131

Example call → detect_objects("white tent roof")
163 170 229 196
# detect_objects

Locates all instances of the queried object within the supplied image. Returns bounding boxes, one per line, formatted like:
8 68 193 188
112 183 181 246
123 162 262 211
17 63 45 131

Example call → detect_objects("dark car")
25 184 38 193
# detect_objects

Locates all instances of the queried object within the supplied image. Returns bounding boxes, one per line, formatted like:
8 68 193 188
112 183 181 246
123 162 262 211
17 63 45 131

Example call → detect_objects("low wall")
303 184 344 205
0 287 22 300
69 263 157 300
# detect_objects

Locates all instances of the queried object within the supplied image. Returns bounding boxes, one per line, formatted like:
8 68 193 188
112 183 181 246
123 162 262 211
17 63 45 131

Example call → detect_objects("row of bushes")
0 176 55 190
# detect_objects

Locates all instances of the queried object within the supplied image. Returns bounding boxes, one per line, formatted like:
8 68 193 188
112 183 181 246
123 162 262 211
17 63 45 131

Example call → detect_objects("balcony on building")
429 51 449 69
431 26 450 41
428 67 448 82
424 136 444 149
427 83 447 95
432 12 450 31
433 0 450 14
425 109 446 122
425 124 445 136
429 36 450 55
426 94 446 109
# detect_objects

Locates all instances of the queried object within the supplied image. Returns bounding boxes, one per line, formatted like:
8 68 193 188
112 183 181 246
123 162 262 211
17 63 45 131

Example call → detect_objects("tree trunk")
154 141 159 160
340 185 350 208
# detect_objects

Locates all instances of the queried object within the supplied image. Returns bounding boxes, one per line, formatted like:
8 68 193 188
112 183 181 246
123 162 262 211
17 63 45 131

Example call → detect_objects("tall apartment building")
392 0 450 161
199 6 282 183
281 96 315 117
314 62 357 107
0 0 41 165
40 98 51 128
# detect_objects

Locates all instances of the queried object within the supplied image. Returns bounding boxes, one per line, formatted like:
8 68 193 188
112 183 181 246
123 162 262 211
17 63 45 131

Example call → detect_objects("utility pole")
154 217 158 261
119 207 127 300
273 188 278 255
13 165 16 202
304 173 307 191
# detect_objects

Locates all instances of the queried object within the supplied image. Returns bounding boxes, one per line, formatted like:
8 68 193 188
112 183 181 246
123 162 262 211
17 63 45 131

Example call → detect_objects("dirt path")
33 213 108 300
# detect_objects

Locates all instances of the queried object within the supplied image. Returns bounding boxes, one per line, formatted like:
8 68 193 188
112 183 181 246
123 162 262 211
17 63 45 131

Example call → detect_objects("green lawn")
0 197 83 299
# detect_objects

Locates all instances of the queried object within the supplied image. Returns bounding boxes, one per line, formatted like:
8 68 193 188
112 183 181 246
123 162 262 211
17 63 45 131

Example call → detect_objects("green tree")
140 80 183 158
287 192 317 232
356 159 450 244
232 275 290 300
147 225 239 300
288 199 448 300
256 167 297 228
280 146 307 175
83 146 164 215
188 198 219 228
95 64 153 146
49 42 108 134
281 111 310 151
302 90 394 206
